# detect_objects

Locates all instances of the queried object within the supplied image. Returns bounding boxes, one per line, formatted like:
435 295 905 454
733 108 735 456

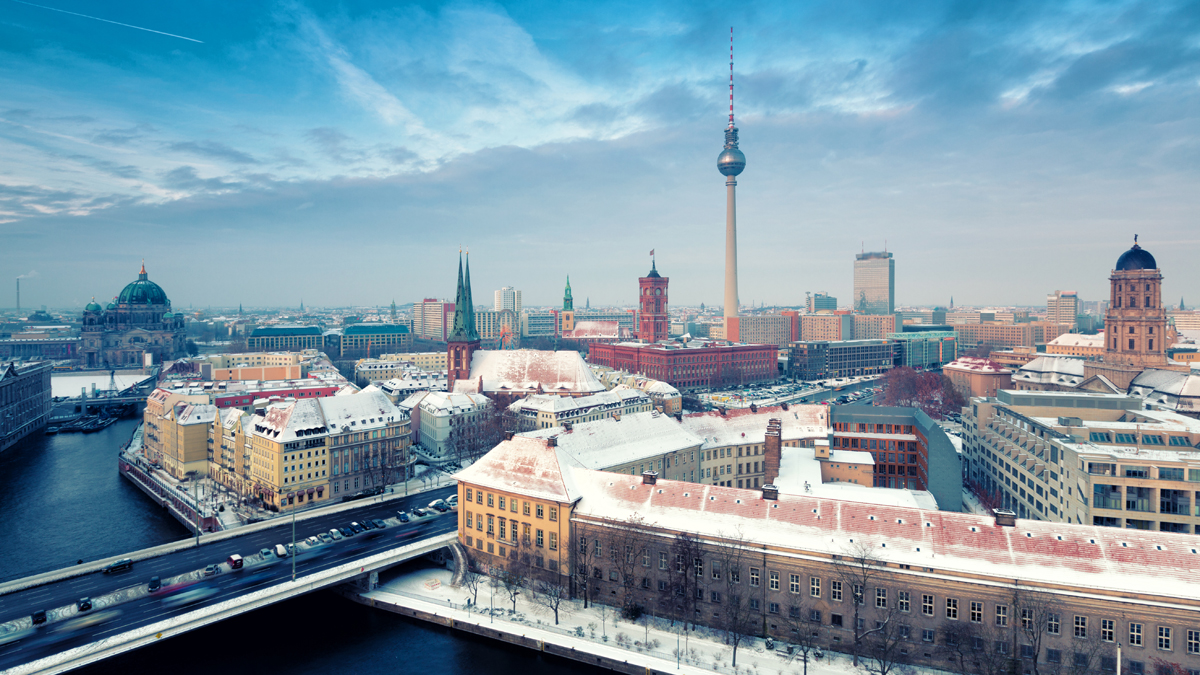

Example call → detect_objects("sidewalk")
365 567 958 675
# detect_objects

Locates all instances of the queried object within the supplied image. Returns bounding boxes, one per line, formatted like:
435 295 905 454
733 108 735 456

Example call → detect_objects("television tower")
717 27 746 342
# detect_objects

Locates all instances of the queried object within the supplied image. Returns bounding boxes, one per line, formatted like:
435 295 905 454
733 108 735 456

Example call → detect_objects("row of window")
466 511 559 551
465 488 559 521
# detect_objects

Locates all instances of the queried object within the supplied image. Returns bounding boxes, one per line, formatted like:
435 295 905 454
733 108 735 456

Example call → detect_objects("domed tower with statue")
81 262 186 368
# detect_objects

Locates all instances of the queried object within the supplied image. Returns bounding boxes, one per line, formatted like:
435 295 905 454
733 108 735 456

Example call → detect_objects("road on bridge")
0 487 457 671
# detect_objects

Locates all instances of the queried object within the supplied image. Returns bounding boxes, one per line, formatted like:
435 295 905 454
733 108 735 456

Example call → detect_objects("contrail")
9 0 204 43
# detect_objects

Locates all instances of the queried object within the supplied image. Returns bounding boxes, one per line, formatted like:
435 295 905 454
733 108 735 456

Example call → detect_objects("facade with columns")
81 264 186 367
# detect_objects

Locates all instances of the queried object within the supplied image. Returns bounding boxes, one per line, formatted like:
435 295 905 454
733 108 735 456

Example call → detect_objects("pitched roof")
520 410 703 469
680 405 829 449
454 435 582 503
459 349 606 394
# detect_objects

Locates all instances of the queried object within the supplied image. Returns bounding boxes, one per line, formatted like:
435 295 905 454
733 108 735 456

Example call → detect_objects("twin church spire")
449 251 480 342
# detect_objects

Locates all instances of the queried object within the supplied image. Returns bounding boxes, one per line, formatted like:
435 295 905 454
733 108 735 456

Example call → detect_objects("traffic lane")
0 520 458 669
0 496 457 625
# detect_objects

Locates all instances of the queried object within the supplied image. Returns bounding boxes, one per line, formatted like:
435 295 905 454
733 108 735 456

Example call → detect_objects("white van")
273 544 288 558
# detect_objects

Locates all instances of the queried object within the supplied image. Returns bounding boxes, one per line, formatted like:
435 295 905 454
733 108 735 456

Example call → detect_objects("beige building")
506 388 653 432
954 323 1035 350
964 389 1200 528
737 315 795 347
853 314 896 340
814 439 874 484
1045 333 1104 358
202 351 313 381
1046 290 1079 324
210 407 253 497
143 387 209 468
801 313 853 342
680 405 829 489
159 402 217 479
943 357 1013 398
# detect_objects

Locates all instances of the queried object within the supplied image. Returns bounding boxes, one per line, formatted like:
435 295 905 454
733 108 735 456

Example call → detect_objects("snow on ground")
774 446 935 510
372 566 956 675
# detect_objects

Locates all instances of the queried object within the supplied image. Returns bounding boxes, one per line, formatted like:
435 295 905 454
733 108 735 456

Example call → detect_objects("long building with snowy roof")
453 434 1200 674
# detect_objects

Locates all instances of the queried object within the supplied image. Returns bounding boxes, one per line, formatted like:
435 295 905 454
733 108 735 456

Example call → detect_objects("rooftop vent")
761 484 779 501
994 509 1016 527
547 436 558 448
642 470 658 485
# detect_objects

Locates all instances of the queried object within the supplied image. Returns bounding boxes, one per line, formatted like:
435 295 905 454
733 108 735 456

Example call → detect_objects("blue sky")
2 0 1198 311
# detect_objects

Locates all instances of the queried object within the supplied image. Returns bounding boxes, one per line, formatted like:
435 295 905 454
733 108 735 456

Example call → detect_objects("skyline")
2 1 1198 309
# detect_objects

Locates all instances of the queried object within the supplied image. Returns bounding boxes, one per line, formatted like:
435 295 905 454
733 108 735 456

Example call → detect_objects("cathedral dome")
85 297 102 312
118 265 169 306
1115 242 1156 271
163 312 174 321
107 298 117 310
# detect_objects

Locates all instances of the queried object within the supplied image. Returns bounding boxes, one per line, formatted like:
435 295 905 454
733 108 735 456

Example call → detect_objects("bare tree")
604 513 651 616
461 566 483 608
669 531 703 630
531 577 569 624
781 600 825 675
860 601 908 675
574 527 600 609
1012 584 1062 675
710 528 759 669
831 539 888 666
935 621 976 675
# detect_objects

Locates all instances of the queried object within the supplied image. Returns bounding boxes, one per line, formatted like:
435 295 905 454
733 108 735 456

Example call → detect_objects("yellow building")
143 387 208 467
454 436 576 579
160 402 217 479
210 408 254 498
250 398 332 510
375 352 447 371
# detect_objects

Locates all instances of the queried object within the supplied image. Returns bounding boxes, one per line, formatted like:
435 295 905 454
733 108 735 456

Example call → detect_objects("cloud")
160 166 243 193
305 127 366 164
167 140 259 165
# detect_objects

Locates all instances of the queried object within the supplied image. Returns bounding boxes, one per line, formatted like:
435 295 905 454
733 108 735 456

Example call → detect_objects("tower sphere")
718 146 745 176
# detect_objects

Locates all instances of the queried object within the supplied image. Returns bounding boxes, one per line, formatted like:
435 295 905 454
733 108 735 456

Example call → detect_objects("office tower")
1046 290 1078 324
494 286 522 314
853 251 895 315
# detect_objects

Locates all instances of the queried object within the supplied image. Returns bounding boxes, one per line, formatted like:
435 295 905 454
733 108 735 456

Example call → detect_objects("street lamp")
287 491 297 581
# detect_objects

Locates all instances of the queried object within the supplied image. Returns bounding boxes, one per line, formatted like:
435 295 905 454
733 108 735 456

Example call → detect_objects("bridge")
0 488 461 675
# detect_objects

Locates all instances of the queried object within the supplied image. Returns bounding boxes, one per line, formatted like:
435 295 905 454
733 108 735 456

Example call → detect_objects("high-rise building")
718 30 745 342
807 292 837 312
637 261 669 342
493 286 521 314
853 251 895 315
1046 290 1079 324
411 299 455 342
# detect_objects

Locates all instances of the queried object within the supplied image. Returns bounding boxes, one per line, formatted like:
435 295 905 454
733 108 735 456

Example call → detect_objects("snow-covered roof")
569 470 1200 600
829 449 874 464
680 405 829 450
1014 356 1086 387
176 403 218 425
320 389 405 433
1126 369 1200 414
418 391 492 416
508 388 648 415
1048 333 1104 349
562 320 626 339
519 410 703 470
456 349 606 395
454 436 583 503
944 357 1009 373
257 399 326 443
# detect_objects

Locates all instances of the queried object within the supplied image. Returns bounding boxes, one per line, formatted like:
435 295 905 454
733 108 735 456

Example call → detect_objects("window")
831 614 843 627
946 598 958 620
1048 614 1060 635
536 504 544 519
549 507 557 522
790 574 800 594
995 641 1009 655
712 560 722 580
548 532 557 551
1101 618 1114 642
1047 649 1061 664
535 529 543 547
465 488 473 502
487 493 494 507
1074 615 1087 639
1131 622 1143 646
876 588 888 609
642 550 650 567
995 605 1008 627
769 571 779 591
498 496 505 510
922 594 934 616
768 602 779 614
809 609 821 623
810 577 821 598
749 598 759 611
595 540 602 557
922 629 935 643
898 591 910 613
1073 653 1090 669
694 557 703 577
1022 608 1033 630
853 584 864 605
660 552 668 570
1188 629 1199 654
831 580 843 602
970 601 983 623
1021 644 1035 659
711 591 721 603
1127 661 1145 675
523 501 530 516
1159 626 1172 651
579 537 587 554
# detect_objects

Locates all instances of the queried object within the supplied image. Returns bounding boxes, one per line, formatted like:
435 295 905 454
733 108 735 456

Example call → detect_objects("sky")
1 0 1198 312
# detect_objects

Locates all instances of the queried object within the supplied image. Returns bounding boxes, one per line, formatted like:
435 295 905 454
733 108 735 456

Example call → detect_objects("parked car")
147 576 161 592
339 527 354 537
31 610 47 625
274 544 288 558
102 558 134 574
203 564 220 577
305 536 321 546
446 495 458 507
328 529 343 540
411 507 428 517
428 499 449 512
317 533 333 544
227 554 243 570
349 522 365 533
77 598 92 612
372 519 387 529
260 548 274 559
396 511 410 523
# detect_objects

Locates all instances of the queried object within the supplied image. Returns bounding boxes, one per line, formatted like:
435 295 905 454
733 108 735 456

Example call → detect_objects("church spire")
563 275 574 312
449 251 479 341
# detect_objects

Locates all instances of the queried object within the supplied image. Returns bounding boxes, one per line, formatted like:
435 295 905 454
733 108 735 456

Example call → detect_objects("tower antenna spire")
728 27 735 127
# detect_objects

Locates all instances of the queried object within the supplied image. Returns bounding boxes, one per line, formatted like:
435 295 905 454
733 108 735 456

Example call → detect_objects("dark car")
411 507 428 517
397 511 410 523
339 527 355 537
349 522 365 533
371 519 387 529
147 576 161 592
77 598 92 612
31 610 47 625
102 558 134 574
358 520 374 530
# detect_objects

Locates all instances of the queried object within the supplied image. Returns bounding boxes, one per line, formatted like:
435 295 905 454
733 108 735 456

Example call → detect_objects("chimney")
750 403 758 413
781 402 789 411
612 412 621 422
642 470 658 485
547 435 558 448
763 419 782 483
994 509 1016 527
674 412 682 422
719 407 727 416
503 430 514 441
563 421 573 432
760 484 779 500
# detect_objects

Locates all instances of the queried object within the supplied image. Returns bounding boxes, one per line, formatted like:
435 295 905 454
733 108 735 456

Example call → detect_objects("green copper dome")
85 297 102 312
163 312 174 320
117 264 169 306
106 298 117 310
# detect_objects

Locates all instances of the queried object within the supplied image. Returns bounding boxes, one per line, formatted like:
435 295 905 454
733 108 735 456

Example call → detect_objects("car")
102 558 134 574
349 522 365 533
411 507 428 517
428 499 449 512
203 564 220 577
339 526 354 537
227 554 243 570
371 519 387 529
31 610 47 625
328 528 343 540
359 520 375 530
260 547 273 559
274 544 288 558
317 533 333 544
162 586 218 609
305 535 321 546
147 576 161 592
77 597 92 612
396 511 410 523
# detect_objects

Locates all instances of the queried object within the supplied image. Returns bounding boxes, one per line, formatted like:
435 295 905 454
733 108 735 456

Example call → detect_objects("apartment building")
506 388 652 432
963 390 1200 529
0 361 52 452
246 326 323 352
